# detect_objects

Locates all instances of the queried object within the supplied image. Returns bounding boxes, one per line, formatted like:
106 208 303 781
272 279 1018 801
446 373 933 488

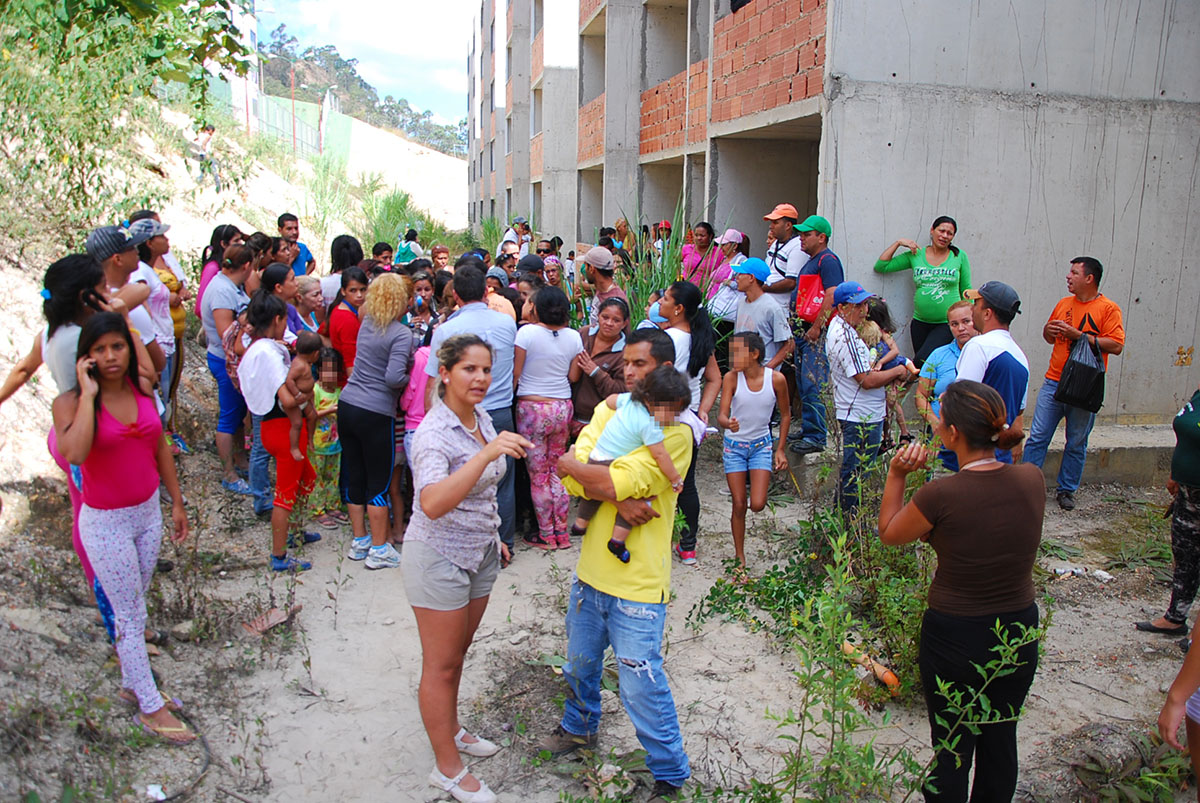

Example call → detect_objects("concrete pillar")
602 0 642 226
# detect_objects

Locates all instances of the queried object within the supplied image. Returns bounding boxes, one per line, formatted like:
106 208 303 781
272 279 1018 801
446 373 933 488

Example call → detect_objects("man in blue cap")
790 214 845 456
825 280 911 514
733 257 794 370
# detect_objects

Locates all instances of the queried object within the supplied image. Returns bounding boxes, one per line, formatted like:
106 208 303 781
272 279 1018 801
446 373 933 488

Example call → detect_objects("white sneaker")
346 536 371 561
455 727 502 757
364 542 401 570
429 766 496 803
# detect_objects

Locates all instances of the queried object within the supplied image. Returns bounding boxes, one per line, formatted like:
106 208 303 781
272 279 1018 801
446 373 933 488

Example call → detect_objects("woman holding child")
238 292 319 573
338 273 413 570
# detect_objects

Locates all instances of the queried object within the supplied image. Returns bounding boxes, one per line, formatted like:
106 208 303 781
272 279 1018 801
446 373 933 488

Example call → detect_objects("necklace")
960 457 1000 471
461 413 479 434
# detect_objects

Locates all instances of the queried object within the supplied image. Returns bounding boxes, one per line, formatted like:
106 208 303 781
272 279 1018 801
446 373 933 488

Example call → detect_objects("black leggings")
910 319 953 367
676 439 700 552
920 604 1039 803
337 400 395 508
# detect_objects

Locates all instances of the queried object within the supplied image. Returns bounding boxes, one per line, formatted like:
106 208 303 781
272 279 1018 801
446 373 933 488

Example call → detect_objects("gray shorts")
402 539 501 611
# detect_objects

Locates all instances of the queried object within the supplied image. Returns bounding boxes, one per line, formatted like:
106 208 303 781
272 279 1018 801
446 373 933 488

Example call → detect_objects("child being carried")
283 331 322 461
570 365 690 563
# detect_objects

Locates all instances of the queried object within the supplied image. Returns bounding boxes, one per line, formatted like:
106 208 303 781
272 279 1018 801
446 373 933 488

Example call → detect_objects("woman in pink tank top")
52 312 194 745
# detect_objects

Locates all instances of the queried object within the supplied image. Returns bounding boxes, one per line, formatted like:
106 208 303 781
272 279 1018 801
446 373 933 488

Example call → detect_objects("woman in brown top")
568 297 629 437
878 380 1044 803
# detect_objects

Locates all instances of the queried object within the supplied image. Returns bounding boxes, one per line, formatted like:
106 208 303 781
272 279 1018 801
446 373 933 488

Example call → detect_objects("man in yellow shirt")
541 327 692 798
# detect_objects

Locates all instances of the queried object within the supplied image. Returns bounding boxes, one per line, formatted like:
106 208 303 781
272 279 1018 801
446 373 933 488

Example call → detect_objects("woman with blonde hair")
337 272 414 570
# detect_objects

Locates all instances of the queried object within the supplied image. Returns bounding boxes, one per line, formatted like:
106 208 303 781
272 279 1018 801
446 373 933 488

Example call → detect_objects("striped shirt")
826 315 886 423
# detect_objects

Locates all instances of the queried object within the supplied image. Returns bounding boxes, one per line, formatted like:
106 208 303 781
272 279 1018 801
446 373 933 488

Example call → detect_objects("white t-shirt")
825 315 885 423
162 251 187 287
955 328 1030 413
132 262 175 356
666 327 703 412
514 324 583 399
764 235 808 311
237 338 291 416
320 274 342 307
42 323 82 394
110 285 158 350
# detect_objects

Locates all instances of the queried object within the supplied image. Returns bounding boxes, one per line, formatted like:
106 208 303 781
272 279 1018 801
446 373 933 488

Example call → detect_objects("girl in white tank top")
715 331 791 567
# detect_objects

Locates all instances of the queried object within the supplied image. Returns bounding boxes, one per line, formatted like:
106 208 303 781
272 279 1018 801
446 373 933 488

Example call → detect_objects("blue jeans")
1022 378 1095 493
561 580 690 786
250 414 273 515
794 334 829 446
487 405 517 549
838 419 883 514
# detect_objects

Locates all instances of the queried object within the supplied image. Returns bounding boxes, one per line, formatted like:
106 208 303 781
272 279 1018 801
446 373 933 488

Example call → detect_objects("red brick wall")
687 60 708 144
711 0 826 123
506 2 513 43
578 93 605 163
580 0 604 29
639 70 687 155
530 132 544 179
640 60 708 155
532 28 544 83
505 153 513 186
506 79 513 114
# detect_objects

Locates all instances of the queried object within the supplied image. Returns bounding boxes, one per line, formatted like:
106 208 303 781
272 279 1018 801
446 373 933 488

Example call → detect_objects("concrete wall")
542 63 580 245
708 138 819 247
602 0 642 224
641 161 685 224
823 0 1200 422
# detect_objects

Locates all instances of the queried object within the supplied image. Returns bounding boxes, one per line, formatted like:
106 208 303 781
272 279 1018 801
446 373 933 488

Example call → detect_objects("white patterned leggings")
80 493 164 714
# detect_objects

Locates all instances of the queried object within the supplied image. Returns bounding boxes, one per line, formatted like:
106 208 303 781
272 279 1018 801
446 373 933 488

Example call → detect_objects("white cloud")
258 0 474 120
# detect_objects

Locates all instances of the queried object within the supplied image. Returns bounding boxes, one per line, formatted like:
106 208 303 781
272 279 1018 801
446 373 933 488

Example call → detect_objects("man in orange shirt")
1023 257 1125 510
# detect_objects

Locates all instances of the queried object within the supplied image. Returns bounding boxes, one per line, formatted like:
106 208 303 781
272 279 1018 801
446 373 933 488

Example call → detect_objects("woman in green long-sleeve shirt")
874 215 971 365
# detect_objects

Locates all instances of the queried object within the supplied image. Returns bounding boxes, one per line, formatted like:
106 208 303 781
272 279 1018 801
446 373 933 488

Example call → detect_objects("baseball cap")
715 228 744 246
763 203 799 221
85 225 149 263
512 216 528 225
127 218 170 240
657 220 672 229
832 280 873 307
964 281 1022 316
731 257 770 282
646 301 668 324
582 246 615 271
485 267 510 284
516 254 544 275
795 215 832 237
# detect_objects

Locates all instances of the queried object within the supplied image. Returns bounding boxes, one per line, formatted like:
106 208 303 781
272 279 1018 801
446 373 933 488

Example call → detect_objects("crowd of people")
3 200 1199 803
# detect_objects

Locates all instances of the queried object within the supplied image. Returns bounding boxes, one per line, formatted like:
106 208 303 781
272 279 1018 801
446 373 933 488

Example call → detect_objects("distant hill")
259 24 466 158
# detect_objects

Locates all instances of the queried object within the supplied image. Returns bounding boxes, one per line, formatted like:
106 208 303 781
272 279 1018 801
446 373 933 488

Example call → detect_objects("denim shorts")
722 434 774 474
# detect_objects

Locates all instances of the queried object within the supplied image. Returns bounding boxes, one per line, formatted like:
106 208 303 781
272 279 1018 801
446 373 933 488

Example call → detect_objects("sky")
255 0 475 124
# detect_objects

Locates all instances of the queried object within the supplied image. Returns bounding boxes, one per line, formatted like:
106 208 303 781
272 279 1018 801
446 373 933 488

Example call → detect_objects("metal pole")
290 61 297 152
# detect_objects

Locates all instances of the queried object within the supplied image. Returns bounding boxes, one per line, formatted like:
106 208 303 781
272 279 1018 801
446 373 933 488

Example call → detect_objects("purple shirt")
404 400 505 570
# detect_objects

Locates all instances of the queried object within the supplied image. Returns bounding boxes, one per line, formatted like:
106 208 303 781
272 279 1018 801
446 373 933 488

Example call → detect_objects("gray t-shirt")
200 273 249 358
340 317 413 417
42 323 82 394
735 293 793 363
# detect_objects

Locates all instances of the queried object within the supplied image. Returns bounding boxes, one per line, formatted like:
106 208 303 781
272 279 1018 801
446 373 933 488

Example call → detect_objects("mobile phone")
87 362 100 380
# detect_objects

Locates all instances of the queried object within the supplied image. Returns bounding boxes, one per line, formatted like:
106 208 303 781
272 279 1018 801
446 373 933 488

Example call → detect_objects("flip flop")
145 628 169 646
133 713 196 745
121 689 183 713
1134 620 1188 635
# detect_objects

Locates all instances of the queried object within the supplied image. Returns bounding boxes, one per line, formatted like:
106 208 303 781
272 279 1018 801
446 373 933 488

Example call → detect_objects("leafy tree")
0 0 250 245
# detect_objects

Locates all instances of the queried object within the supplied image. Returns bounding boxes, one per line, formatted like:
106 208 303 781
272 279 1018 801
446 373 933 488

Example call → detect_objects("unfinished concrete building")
468 0 1199 421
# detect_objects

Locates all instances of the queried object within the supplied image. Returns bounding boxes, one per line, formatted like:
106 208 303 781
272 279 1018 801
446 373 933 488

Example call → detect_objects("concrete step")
782 425 1175 489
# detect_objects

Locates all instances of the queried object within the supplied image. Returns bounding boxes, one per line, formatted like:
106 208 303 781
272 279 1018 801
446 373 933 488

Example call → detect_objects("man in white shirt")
761 203 808 311
955 281 1030 464
825 281 910 514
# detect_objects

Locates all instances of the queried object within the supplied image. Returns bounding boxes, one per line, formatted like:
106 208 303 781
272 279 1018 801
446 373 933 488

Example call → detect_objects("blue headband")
40 288 51 300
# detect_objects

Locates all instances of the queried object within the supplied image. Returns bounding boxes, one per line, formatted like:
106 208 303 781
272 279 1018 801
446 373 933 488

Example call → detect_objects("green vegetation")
0 0 248 246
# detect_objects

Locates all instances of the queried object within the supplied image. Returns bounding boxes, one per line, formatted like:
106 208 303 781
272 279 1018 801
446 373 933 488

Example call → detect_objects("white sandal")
454 726 501 757
428 766 497 803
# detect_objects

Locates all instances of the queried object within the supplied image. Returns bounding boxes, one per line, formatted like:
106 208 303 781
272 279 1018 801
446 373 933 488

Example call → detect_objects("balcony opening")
533 0 543 35
645 2 688 88
578 167 604 245
689 0 710 63
531 88 543 136
580 33 606 106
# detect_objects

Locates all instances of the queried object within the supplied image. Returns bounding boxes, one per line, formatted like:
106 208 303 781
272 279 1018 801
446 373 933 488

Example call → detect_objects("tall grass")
304 152 352 255
357 187 473 256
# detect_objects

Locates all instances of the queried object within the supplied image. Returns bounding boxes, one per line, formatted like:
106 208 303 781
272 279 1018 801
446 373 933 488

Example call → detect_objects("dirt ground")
0 257 1191 801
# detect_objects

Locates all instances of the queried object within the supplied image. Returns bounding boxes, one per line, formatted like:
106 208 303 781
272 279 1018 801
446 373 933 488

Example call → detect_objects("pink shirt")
401 346 431 431
81 385 163 509
194 260 219 318
681 244 727 298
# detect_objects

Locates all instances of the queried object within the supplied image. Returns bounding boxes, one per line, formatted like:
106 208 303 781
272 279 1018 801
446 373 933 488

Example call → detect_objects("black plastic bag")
1054 334 1105 413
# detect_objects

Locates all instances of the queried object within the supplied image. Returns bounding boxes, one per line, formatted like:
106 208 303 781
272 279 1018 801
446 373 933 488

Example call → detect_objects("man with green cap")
789 214 844 456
